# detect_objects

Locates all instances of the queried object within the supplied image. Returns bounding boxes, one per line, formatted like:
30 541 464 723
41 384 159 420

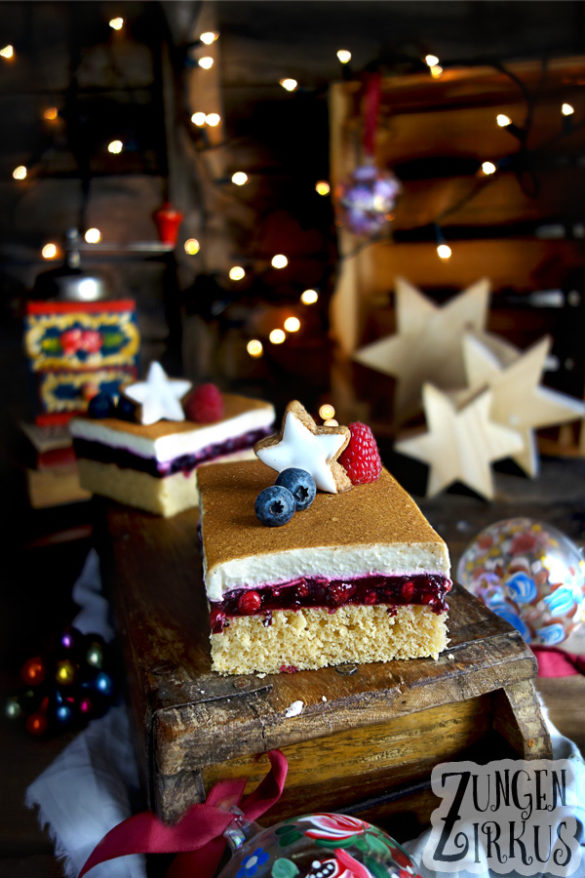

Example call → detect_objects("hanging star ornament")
461 333 585 477
123 361 192 425
395 383 524 500
255 400 351 493
353 277 491 424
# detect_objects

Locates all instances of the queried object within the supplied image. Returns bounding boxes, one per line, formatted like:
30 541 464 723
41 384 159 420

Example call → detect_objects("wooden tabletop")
3 455 585 877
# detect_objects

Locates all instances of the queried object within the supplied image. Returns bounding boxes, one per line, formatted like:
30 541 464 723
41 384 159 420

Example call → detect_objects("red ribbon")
532 645 585 677
362 72 382 158
79 750 288 878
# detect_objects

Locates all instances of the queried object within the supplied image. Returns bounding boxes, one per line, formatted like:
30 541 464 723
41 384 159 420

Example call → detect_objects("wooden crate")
99 502 551 836
329 57 585 448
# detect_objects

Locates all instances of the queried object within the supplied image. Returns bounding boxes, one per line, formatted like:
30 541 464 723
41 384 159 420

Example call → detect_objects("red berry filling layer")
209 573 451 633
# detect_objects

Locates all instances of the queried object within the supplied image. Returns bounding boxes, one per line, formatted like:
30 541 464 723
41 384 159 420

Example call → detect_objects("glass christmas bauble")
219 812 421 878
457 518 585 645
335 164 401 237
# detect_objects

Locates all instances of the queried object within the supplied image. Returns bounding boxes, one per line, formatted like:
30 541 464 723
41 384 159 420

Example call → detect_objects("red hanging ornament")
153 202 184 246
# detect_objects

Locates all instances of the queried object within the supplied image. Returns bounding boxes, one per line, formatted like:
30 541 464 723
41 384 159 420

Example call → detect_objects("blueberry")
116 394 136 421
88 392 115 419
255 485 295 527
275 468 316 511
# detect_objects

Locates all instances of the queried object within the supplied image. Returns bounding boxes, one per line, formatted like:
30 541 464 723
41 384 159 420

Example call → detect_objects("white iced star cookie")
254 400 352 493
123 361 192 425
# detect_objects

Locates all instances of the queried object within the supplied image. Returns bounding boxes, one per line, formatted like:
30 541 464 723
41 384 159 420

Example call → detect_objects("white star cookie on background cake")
254 400 352 493
123 361 192 425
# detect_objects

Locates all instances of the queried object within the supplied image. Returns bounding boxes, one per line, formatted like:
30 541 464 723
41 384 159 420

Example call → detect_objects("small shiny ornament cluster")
5 627 116 736
335 163 402 237
219 812 422 878
457 518 585 645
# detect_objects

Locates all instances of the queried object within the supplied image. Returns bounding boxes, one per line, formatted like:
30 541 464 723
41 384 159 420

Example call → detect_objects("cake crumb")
256 672 266 679
285 699 304 718
321 695 327 702
447 653 455 660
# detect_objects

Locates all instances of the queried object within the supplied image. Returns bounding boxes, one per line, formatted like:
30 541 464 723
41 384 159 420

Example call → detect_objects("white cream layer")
203 542 451 602
70 406 275 464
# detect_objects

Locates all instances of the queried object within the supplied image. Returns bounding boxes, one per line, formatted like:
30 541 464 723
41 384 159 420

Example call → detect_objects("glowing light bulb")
496 114 512 128
0 44 14 60
481 161 497 176
246 339 263 358
336 49 351 64
12 165 27 181
41 243 59 260
231 171 248 186
284 316 301 332
315 180 330 196
301 288 319 305
184 238 200 255
200 31 218 45
43 107 59 121
562 103 575 116
191 111 206 127
430 65 443 79
280 78 298 92
198 56 214 70
319 403 336 420
84 227 101 244
269 328 286 344
205 112 221 127
229 265 245 281
437 243 452 260
109 17 124 30
107 139 123 154
425 53 440 67
271 254 288 269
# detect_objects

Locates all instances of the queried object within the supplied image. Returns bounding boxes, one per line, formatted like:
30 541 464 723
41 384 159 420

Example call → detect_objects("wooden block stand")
99 502 552 837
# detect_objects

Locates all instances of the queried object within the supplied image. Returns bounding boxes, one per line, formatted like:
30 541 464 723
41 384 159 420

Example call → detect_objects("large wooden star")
395 383 524 499
353 277 490 423
461 333 585 476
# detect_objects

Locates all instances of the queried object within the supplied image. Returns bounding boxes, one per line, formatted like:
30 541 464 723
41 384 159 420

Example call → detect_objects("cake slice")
70 393 275 517
197 458 452 674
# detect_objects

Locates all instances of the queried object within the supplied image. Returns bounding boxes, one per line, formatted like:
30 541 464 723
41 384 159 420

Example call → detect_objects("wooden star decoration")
255 400 351 493
395 383 524 499
124 361 192 425
353 277 490 423
461 333 585 477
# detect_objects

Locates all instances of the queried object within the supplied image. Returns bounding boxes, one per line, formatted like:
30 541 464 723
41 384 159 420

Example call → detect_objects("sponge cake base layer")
77 448 257 517
210 604 448 674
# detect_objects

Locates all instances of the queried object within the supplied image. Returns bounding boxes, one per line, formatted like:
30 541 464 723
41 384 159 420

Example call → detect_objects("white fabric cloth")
26 550 585 878
25 550 146 878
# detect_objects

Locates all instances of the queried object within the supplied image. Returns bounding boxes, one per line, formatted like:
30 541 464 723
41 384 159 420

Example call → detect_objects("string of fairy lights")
2 18 582 369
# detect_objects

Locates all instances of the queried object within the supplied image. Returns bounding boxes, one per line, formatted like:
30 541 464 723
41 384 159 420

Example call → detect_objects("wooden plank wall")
329 57 585 443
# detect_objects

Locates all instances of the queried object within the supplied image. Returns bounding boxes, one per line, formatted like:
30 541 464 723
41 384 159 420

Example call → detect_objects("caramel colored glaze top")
78 394 273 439
197 459 449 572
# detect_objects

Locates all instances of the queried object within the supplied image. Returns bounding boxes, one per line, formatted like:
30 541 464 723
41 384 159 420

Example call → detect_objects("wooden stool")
99 503 551 837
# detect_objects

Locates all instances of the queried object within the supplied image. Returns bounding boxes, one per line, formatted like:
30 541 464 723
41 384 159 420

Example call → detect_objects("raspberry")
183 383 224 423
338 422 382 485
237 590 262 615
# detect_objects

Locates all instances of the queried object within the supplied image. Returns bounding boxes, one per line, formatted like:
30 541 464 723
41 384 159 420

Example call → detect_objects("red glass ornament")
152 202 183 245
21 656 47 686
26 712 48 736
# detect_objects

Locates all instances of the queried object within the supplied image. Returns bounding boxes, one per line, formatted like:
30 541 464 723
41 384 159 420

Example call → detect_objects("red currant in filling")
238 590 262 614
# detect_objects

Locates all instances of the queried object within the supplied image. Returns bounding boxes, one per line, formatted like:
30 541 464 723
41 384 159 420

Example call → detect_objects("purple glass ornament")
336 163 401 236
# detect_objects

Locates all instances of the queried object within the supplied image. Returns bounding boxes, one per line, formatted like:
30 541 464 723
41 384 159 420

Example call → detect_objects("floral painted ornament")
221 812 422 878
457 518 585 645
